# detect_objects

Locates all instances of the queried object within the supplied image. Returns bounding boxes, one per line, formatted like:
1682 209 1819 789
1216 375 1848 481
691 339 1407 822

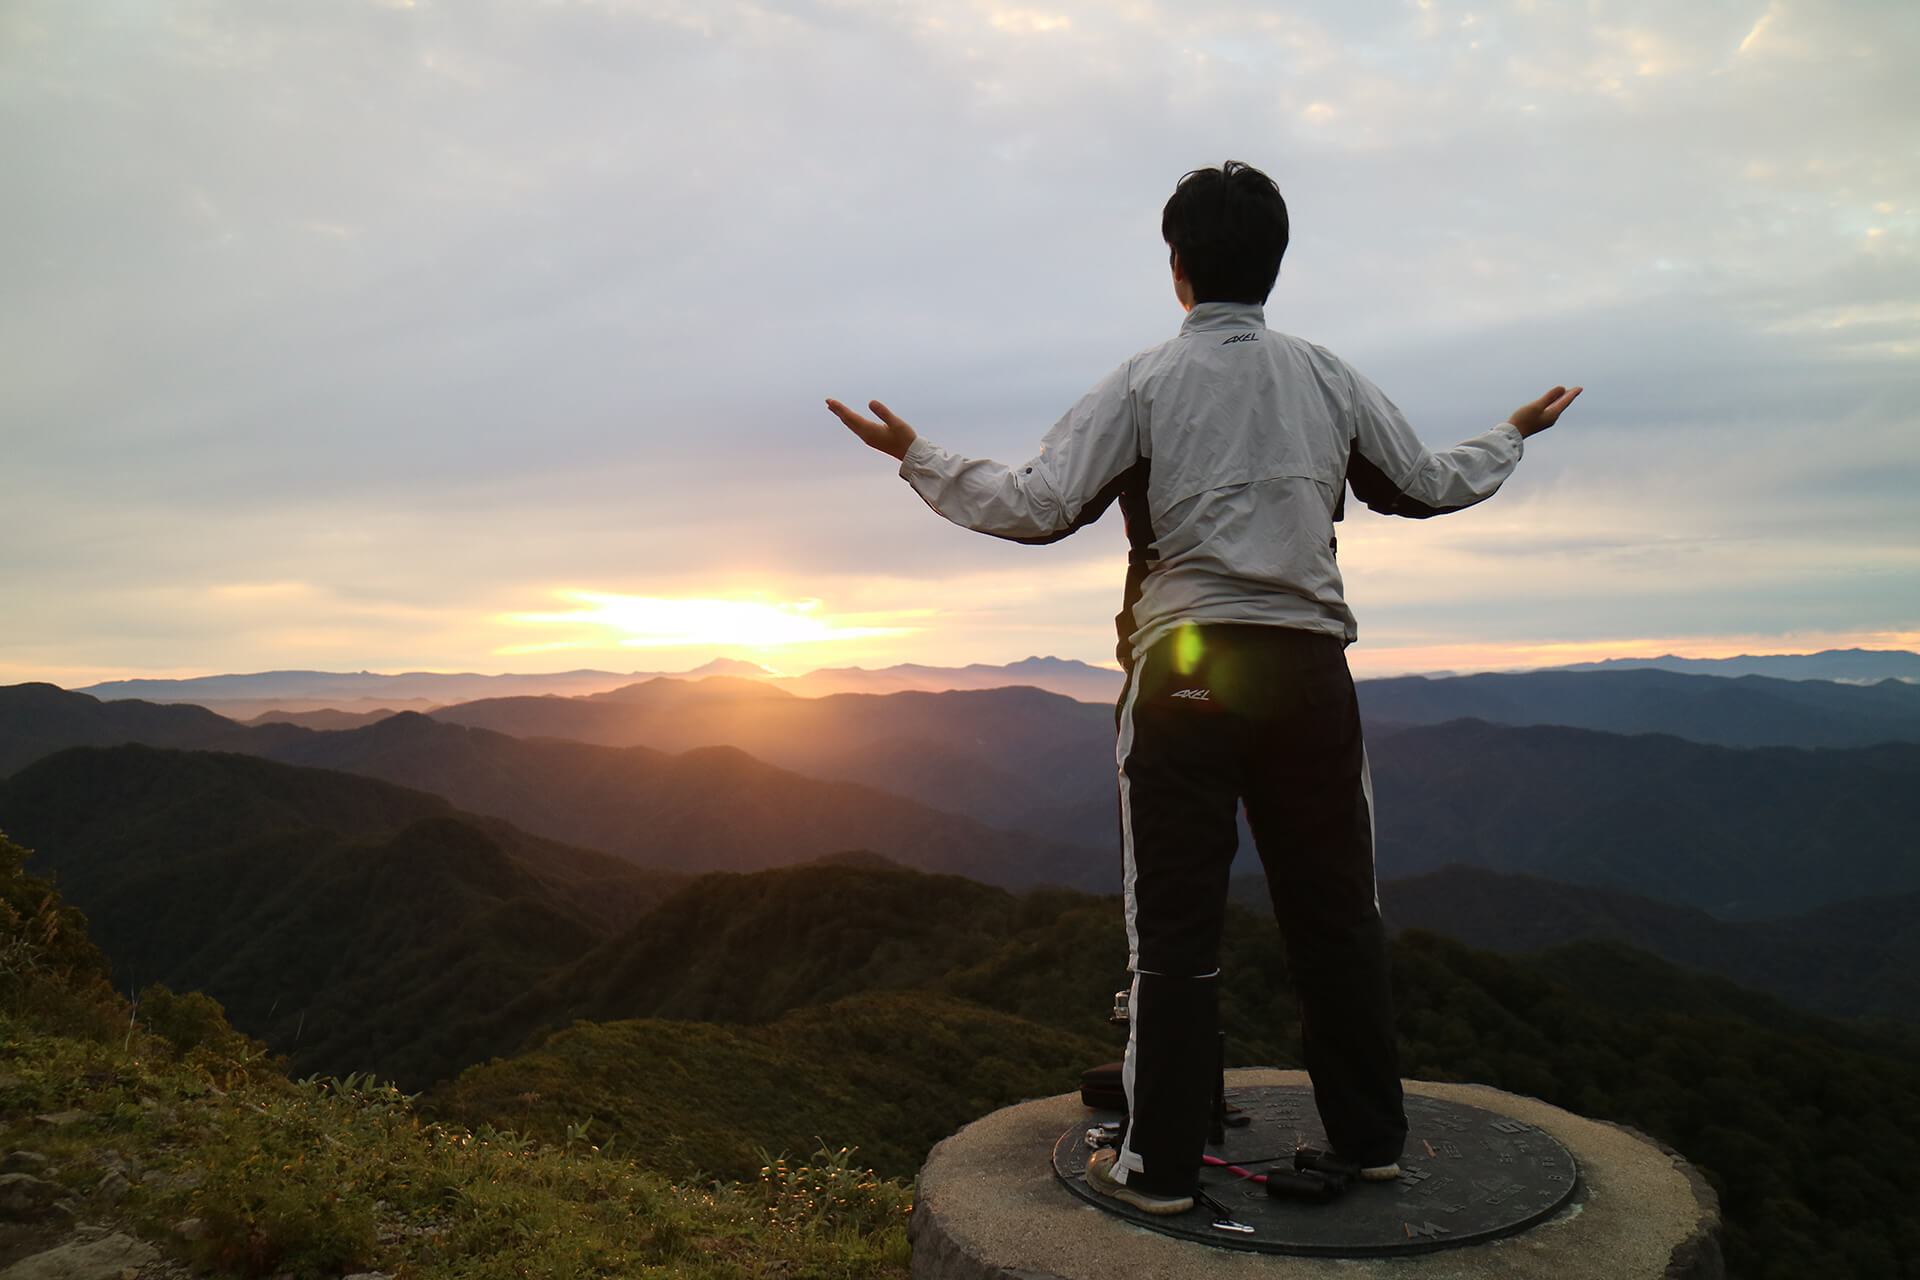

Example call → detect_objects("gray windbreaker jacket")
897 301 1524 666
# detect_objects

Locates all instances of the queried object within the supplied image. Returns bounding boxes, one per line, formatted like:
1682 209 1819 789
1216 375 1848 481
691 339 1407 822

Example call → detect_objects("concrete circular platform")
1053 1085 1580 1256
909 1069 1723 1280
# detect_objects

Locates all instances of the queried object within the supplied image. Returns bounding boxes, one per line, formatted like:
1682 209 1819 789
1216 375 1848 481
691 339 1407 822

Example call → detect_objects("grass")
0 1010 913 1280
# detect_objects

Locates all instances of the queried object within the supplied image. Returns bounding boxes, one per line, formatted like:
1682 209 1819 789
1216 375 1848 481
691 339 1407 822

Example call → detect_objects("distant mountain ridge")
1357 666 1920 748
1549 647 1920 682
71 655 1125 716
68 651 1917 721
73 659 777 721
770 655 1123 701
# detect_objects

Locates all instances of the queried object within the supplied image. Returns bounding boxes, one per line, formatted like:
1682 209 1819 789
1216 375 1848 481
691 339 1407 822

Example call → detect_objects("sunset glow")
500 592 921 654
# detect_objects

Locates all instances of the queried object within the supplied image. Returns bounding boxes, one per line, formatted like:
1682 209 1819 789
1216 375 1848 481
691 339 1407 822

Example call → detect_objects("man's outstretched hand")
1508 385 1584 439
827 398 918 460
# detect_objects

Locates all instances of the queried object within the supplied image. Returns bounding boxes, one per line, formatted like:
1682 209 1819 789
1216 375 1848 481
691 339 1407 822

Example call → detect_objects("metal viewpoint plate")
1053 1085 1582 1257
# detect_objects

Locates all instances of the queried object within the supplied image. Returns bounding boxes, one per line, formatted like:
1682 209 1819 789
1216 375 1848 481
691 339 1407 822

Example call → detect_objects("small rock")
0 1153 49 1175
0 1173 69 1221
0 1232 159 1280
96 1170 131 1203
118 1270 137 1280
32 1112 87 1128
172 1218 204 1242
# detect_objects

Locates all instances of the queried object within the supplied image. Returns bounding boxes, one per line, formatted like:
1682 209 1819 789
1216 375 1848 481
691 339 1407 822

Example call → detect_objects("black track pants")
1110 623 1407 1196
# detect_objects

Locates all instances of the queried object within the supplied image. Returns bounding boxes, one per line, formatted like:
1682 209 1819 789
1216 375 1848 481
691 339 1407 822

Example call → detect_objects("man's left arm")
827 362 1142 543
1346 369 1581 518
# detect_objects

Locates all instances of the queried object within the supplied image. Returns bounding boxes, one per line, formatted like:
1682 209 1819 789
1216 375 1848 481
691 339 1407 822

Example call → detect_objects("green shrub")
141 983 276 1072
0 830 120 1038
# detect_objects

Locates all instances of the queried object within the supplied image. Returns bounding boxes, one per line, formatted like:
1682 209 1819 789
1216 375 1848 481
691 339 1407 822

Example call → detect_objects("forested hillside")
1367 721 1920 916
433 990 1113 1182
0 746 682 1083
441 865 1920 1277
1361 865 1920 1029
6 816 1918 1277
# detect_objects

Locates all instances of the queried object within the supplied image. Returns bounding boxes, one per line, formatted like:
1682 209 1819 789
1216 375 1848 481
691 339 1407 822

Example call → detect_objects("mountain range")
431 677 1117 834
267 710 1108 890
12 649 1920 1276
7 736 1915 1097
0 745 1139 1088
0 685 1110 890
7 681 1919 918
418 668 1920 837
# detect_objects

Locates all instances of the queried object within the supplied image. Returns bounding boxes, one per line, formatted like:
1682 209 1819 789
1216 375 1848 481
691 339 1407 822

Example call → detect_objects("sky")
3 0 1916 685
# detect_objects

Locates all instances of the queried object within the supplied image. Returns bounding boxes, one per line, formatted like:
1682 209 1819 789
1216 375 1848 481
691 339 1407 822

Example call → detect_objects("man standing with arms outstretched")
828 161 1580 1214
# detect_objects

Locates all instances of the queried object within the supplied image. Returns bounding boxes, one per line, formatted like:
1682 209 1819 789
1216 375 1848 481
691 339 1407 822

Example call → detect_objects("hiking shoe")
1084 1148 1194 1215
1296 1146 1401 1183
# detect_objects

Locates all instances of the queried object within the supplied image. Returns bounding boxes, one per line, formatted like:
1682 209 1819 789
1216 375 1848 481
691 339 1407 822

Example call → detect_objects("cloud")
1 0 1915 679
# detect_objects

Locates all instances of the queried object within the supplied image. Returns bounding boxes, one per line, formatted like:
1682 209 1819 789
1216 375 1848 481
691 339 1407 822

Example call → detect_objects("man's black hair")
1161 161 1289 305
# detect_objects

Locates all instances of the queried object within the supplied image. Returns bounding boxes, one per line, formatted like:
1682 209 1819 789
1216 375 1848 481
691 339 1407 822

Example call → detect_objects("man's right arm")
835 361 1143 543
